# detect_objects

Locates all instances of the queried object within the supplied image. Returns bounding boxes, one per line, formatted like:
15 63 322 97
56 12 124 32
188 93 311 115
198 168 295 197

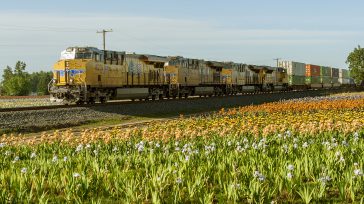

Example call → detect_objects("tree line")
0 61 53 96
346 45 364 85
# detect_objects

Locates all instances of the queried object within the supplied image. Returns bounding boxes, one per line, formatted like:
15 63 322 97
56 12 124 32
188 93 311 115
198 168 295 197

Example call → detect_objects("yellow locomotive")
49 47 288 104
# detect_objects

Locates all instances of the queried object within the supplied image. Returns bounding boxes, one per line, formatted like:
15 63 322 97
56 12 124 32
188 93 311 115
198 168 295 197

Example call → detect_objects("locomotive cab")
50 47 102 103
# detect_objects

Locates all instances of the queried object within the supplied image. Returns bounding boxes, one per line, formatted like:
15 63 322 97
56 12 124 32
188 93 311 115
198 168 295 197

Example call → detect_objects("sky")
0 0 363 74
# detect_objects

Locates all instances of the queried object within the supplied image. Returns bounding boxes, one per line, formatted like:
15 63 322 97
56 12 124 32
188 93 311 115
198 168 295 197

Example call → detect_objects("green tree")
346 45 364 85
1 61 31 96
30 71 53 95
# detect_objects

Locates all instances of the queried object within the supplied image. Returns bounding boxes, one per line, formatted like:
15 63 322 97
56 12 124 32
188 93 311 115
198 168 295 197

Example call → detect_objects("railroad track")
0 88 356 113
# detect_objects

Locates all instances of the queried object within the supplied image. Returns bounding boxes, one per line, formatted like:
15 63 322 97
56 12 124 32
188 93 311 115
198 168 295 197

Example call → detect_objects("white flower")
293 143 298 149
287 172 293 179
185 156 190 161
85 144 91 149
342 140 348 146
52 156 58 162
136 142 144 152
155 143 160 148
302 142 309 148
335 151 341 157
175 147 180 151
354 162 359 166
173 170 177 174
236 145 244 152
339 156 345 163
30 152 37 159
353 132 359 138
21 168 27 174
73 173 81 178
354 132 359 141
0 143 5 148
93 149 98 155
282 144 288 153
287 164 294 171
253 170 265 181
4 151 11 156
112 147 118 152
354 169 363 177
175 141 179 146
227 141 232 146
63 156 68 162
75 144 83 152
176 177 182 184
319 175 331 184
258 175 265 181
13 156 20 163
231 183 241 189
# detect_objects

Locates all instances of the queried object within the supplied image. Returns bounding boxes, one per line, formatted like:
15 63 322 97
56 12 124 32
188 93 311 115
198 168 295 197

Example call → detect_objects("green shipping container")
320 66 331 76
289 75 306 85
306 76 321 84
321 76 332 83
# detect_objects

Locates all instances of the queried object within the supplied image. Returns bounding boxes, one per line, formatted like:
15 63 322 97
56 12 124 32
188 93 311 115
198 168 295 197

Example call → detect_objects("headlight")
53 79 57 83
69 78 74 84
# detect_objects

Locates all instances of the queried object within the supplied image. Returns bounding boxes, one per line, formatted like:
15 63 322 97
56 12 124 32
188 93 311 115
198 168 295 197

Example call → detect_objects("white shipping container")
339 69 350 79
278 61 306 76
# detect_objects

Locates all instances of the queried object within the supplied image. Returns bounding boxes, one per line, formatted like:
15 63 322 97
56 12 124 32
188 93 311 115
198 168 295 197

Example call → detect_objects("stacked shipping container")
320 66 332 88
305 64 321 88
331 68 340 87
278 61 306 86
339 69 350 85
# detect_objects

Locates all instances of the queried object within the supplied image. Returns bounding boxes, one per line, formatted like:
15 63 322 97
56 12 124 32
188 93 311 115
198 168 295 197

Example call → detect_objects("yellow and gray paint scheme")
49 47 288 104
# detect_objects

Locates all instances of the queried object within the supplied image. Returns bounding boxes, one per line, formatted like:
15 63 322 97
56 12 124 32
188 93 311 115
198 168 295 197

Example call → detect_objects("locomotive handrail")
47 79 54 93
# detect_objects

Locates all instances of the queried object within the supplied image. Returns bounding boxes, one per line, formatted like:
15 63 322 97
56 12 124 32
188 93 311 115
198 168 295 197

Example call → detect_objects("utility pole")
97 29 113 63
273 58 281 85
97 29 113 51
273 58 281 67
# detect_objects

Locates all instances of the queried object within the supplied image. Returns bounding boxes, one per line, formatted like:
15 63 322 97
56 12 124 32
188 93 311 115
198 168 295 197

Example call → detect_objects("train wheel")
159 94 163 100
152 95 156 101
100 97 106 104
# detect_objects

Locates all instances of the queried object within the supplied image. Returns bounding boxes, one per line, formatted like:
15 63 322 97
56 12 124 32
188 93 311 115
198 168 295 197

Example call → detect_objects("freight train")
49 47 354 104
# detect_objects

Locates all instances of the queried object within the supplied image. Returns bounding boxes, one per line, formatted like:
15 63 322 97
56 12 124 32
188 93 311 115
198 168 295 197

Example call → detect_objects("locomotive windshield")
75 52 93 59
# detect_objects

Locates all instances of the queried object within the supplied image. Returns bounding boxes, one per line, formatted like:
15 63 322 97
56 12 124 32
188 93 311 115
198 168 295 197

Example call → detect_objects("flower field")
1 93 364 203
